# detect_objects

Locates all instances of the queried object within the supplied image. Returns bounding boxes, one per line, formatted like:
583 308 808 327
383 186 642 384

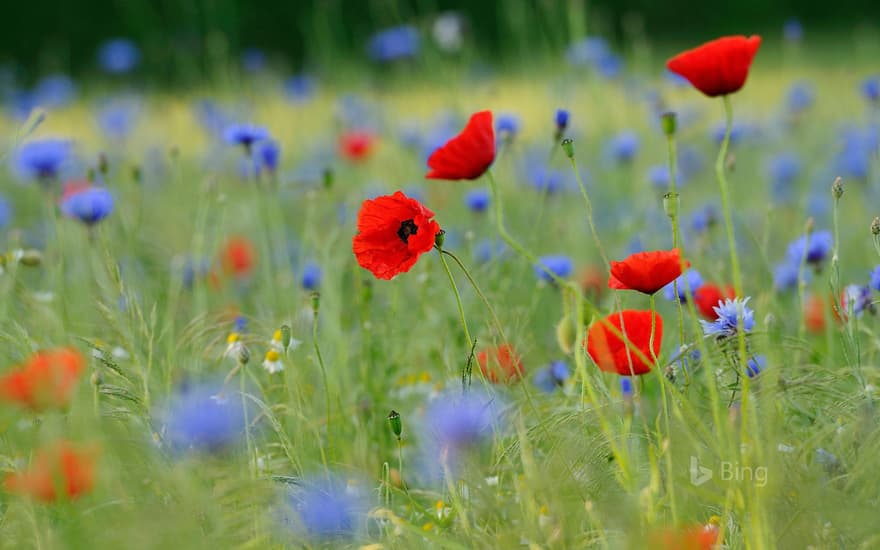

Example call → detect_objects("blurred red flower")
5 441 96 503
352 191 440 280
426 110 495 180
667 36 762 97
694 284 736 319
0 348 85 410
650 523 720 550
586 310 662 376
805 294 827 333
221 236 257 278
477 344 525 383
339 131 376 162
609 249 687 295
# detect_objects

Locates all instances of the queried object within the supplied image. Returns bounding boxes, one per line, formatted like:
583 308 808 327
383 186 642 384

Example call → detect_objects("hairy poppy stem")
311 295 332 457
663 128 688 360
565 150 610 269
435 247 475 378
440 249 506 343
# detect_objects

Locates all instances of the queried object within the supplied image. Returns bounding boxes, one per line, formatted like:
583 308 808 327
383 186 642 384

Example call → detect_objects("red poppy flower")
352 191 441 280
5 441 96 502
650 523 720 550
477 344 525 383
339 131 376 162
221 236 257 278
805 295 827 333
694 284 736 319
426 110 495 180
608 249 687 295
579 265 605 300
667 35 762 97
0 348 85 410
586 310 662 376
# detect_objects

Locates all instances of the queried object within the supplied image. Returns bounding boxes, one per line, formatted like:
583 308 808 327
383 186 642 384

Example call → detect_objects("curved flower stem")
436 247 475 388
440 249 506 343
312 303 332 457
664 132 687 359
567 156 610 269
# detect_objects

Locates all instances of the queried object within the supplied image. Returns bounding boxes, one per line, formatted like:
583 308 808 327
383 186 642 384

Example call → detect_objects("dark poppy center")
397 219 418 243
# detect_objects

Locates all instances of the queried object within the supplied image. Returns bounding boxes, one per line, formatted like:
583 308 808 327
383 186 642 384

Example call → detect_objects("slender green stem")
436 247 474 352
665 133 687 354
312 308 332 455
441 249 506 343
567 156 610 269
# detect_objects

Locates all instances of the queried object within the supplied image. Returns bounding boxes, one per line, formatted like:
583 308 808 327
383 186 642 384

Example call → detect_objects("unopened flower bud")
434 229 446 249
322 168 334 190
561 138 574 159
663 192 679 219
388 410 402 438
97 152 109 176
661 112 677 137
90 371 103 386
132 165 142 184
831 176 844 199
237 345 250 366
280 324 292 350
18 249 42 267
311 291 321 316
872 217 880 236
555 315 575 355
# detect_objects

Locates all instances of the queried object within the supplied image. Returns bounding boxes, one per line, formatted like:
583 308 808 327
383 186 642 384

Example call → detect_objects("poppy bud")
86 167 96 183
280 324 292 350
872 217 880 236
90 371 103 386
97 153 109 176
555 315 575 354
434 229 446 249
660 112 677 137
132 165 142 184
237 345 250 366
387 410 402 438
19 249 43 267
831 176 844 199
311 291 321 316
663 192 679 219
322 168 334 190
561 138 575 159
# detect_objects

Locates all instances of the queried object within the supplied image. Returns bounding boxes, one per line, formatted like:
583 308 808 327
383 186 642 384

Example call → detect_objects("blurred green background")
3 0 879 84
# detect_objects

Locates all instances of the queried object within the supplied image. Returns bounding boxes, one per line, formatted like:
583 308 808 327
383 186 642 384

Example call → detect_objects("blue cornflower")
783 19 804 42
835 126 878 179
555 109 570 131
767 153 802 203
711 121 749 145
224 123 269 148
283 475 367 540
676 146 705 180
465 188 490 213
607 132 639 164
258 140 281 172
620 377 633 397
870 265 880 292
786 230 833 265
284 74 317 102
33 74 76 107
689 204 718 234
861 76 880 103
663 270 704 303
565 37 609 66
594 52 623 78
424 389 501 449
746 355 766 378
844 285 873 317
97 99 140 139
646 165 683 189
0 195 11 229
234 316 248 333
773 261 801 291
97 39 140 74
534 255 573 282
160 381 246 453
786 81 815 113
301 262 322 290
527 164 567 194
473 239 505 264
241 48 267 72
496 113 521 138
14 139 72 181
61 187 114 225
534 361 570 392
367 25 420 62
700 297 755 338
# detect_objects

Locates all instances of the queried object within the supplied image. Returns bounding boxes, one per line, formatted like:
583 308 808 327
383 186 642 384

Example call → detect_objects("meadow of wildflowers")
1 15 880 550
